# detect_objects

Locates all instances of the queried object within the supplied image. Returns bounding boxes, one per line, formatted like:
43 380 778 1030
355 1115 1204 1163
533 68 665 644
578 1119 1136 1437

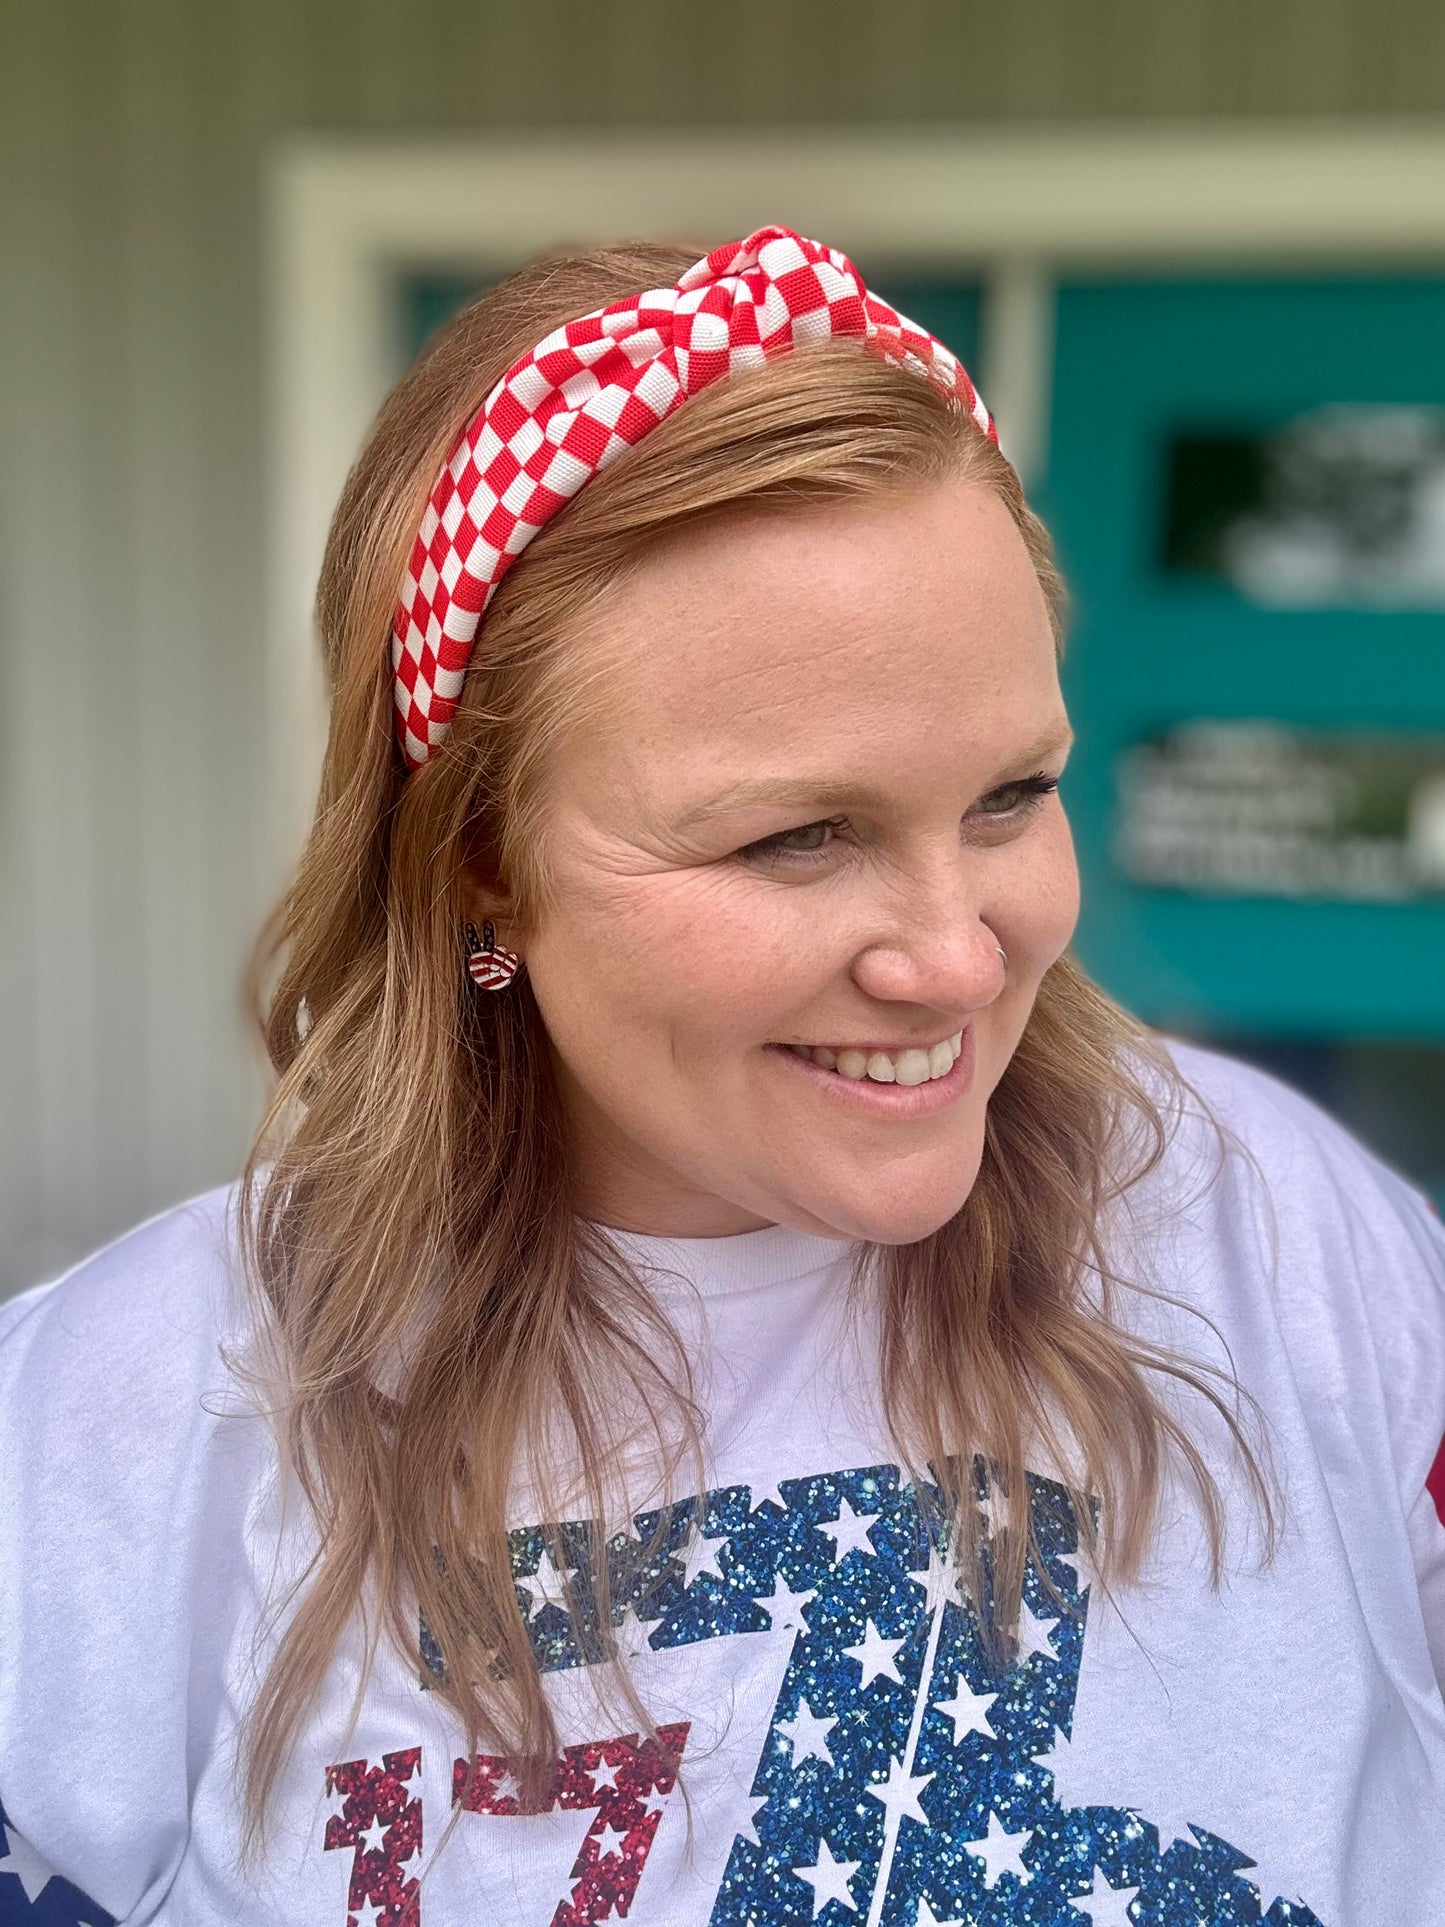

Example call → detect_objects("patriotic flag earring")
464 920 521 992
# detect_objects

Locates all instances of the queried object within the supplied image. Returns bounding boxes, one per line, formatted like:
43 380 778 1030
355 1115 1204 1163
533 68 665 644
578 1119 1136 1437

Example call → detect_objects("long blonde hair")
241 240 1269 1840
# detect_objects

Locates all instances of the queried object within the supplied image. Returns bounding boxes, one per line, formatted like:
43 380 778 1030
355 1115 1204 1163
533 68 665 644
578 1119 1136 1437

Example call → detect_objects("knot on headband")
391 226 997 770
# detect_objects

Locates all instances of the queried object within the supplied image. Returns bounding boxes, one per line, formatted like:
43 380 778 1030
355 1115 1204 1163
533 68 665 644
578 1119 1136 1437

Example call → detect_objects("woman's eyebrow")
675 722 1075 827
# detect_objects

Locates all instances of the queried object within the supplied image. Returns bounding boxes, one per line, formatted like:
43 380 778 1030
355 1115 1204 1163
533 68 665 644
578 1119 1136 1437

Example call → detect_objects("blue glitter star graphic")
0 1795 116 1926
456 1461 1329 1926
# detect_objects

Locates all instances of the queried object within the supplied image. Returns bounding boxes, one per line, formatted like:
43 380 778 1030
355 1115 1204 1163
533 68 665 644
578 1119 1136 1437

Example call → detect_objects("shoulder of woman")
1155 1035 1443 1255
1131 1037 1445 1488
0 1178 266 1635
0 1181 253 1411
0 1184 268 1913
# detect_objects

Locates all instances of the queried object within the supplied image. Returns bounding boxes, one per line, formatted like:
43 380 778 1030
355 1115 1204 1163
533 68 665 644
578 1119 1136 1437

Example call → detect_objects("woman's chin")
782 1157 985 1248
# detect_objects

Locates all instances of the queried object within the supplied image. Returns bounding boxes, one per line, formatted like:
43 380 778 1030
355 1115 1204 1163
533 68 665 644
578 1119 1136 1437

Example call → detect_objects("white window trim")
265 121 1445 861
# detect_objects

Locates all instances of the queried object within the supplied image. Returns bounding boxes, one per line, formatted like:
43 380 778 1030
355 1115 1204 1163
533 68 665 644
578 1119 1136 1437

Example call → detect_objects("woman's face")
470 473 1079 1242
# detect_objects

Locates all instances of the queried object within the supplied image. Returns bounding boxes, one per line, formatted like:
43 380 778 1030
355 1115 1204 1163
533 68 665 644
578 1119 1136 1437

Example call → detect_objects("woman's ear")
459 861 524 959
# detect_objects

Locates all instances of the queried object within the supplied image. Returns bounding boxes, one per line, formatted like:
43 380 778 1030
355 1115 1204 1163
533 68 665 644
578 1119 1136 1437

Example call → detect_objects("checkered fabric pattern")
391 225 997 770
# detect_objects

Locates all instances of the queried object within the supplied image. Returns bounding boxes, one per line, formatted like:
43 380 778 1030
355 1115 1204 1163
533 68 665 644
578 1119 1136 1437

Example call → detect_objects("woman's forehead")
562 476 1061 782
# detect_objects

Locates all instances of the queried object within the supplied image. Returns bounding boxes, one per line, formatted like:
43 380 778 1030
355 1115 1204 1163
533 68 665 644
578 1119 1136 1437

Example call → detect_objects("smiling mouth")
776 1031 964 1086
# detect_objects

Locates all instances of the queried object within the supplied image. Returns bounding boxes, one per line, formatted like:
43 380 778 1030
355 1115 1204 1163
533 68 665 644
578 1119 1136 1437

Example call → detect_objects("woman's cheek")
1004 811 1081 979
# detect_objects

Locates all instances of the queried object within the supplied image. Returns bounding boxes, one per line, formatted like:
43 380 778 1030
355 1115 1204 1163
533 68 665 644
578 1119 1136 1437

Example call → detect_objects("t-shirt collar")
589 1218 857 1297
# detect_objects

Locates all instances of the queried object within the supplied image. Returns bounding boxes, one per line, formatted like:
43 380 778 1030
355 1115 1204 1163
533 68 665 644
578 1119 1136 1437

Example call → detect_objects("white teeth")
893 1049 932 1087
784 1033 965 1083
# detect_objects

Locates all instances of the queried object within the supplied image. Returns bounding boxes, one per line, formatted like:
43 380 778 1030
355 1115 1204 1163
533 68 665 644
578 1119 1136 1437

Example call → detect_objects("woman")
2 228 1443 1926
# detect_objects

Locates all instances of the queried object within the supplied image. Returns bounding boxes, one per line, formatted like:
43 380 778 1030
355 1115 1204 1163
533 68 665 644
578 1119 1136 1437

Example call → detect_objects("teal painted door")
1042 274 1445 1039
1039 273 1445 1204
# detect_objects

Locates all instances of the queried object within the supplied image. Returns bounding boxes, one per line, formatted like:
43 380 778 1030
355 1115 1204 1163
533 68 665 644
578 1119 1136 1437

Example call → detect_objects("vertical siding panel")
65 1 147 1261
350 0 450 126
1 1 117 1285
447 0 549 128
861 0 948 123
117 0 263 1207
1131 0 1216 119
194 0 277 1182
1398 0 1445 112
1235 0 1336 114
0 2 79 1287
591 0 680 127
297 0 373 126
985 0 1077 121
1340 0 1429 114
120 0 204 1203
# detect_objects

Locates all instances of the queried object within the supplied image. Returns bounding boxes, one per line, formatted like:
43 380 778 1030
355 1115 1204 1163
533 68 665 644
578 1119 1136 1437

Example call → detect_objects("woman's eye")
735 775 1060 867
737 816 850 865
971 773 1060 818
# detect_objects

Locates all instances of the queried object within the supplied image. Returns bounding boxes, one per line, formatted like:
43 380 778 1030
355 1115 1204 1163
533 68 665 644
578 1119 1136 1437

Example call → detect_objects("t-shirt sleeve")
1399 1222 1445 1692
0 1188 261 1923
1407 1481 1445 1690
1382 1178 1445 1688
1166 1042 1445 1689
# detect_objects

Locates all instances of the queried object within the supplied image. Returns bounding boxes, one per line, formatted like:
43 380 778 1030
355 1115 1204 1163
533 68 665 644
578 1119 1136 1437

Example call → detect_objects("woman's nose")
848 894 1007 1012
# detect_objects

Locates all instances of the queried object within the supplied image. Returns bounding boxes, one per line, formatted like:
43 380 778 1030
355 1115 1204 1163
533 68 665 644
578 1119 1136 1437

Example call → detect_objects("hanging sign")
1113 720 1445 901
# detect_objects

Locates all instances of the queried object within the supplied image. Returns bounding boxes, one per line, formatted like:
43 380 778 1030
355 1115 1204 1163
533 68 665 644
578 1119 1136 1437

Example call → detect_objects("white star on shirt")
934 1673 998 1745
357 1812 387 1852
489 1766 523 1809
749 1477 791 1514
516 1544 571 1616
613 1603 654 1658
778 1698 838 1769
353 1899 390 1926
914 1901 964 1927
794 1835 861 1916
977 1477 1011 1540
1130 1801 1198 1853
961 1811 1033 1888
845 1619 905 1689
1032 1724 1078 1787
739 1794 769 1846
758 1573 817 1631
678 1525 729 1590
1015 1595 1059 1665
1068 1867 1140 1924
916 1542 965 1615
1059 1537 1099 1598
822 1495 879 1563
588 1756 622 1797
1234 1851 1308 1915
0 1823 55 1902
865 1754 933 1829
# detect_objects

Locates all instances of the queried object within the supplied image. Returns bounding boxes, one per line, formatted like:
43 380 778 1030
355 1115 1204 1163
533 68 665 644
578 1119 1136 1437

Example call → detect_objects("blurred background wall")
4 0 1445 1296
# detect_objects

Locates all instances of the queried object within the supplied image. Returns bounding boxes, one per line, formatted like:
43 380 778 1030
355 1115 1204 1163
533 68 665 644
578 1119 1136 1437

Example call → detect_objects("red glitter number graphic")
453 1722 690 1925
324 1745 424 1925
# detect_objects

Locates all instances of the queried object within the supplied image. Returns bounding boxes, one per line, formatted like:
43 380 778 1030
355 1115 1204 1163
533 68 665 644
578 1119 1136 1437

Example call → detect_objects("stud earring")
464 920 521 992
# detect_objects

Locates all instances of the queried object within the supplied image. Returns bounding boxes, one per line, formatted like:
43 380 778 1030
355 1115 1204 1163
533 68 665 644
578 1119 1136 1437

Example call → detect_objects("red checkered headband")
390 225 997 771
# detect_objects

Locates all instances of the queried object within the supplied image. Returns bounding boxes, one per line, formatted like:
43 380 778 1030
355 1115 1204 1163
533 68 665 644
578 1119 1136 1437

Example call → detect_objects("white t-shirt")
2 1043 1445 1926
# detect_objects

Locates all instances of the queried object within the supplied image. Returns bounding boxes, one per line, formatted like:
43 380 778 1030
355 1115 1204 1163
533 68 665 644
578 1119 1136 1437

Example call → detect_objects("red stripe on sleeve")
1428 1434 1445 1528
